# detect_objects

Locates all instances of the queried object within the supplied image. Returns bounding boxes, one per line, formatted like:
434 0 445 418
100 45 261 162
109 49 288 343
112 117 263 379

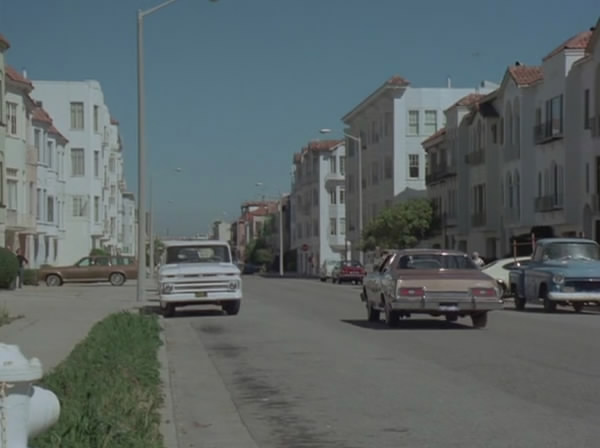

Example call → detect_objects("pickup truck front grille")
172 279 232 293
565 279 600 292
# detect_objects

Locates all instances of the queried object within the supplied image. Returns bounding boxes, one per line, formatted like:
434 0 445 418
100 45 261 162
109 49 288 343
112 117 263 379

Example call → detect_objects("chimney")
22 68 27 79
447 76 452 88
35 100 42 107
515 61 521 66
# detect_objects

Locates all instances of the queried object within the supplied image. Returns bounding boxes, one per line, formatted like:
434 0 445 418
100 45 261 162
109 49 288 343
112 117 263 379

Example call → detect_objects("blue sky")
0 0 597 235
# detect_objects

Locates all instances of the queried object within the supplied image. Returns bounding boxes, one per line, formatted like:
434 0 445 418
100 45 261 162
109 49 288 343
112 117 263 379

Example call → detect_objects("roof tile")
0 33 10 49
5 65 33 89
508 65 543 86
543 30 593 61
422 127 446 147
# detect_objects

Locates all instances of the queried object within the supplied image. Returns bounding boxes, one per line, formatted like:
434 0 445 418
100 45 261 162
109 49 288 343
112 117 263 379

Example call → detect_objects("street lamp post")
136 0 218 302
320 128 363 264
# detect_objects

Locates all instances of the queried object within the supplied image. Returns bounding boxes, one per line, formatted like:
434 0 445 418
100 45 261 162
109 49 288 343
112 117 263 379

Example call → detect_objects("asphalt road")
164 276 600 448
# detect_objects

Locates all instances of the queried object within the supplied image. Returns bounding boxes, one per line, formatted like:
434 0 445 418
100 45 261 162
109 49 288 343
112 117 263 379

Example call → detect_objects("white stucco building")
0 34 10 247
31 80 124 263
290 140 346 275
341 76 497 260
212 220 231 242
31 103 68 267
121 191 136 256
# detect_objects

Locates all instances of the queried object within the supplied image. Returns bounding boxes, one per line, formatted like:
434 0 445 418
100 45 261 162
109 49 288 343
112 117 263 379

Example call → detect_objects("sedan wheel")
366 301 379 322
109 272 126 286
45 274 61 287
471 312 488 328
384 305 399 327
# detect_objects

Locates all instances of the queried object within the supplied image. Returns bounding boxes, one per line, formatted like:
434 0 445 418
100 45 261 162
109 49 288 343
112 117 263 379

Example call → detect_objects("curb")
158 318 179 448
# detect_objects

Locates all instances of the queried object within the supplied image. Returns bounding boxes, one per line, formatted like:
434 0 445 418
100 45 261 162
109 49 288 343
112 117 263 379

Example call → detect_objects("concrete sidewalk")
0 283 139 372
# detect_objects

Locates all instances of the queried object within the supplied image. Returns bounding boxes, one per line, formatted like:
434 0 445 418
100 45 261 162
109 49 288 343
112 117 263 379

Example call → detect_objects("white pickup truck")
157 239 242 317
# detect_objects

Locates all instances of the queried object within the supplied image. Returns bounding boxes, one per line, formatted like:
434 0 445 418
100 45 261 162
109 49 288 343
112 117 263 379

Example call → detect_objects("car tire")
222 300 241 316
471 312 488 328
541 287 556 313
366 301 379 322
163 303 175 318
514 295 526 311
445 314 458 323
109 272 126 286
384 305 399 327
45 274 62 287
573 302 584 313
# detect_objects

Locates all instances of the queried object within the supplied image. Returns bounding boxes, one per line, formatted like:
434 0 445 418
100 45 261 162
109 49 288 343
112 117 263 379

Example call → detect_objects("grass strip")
32 311 164 448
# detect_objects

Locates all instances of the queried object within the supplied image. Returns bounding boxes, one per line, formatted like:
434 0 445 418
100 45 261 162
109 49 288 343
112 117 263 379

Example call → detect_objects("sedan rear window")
397 254 477 270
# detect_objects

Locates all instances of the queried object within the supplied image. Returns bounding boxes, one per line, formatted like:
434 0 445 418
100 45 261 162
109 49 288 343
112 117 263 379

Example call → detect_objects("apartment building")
31 80 126 263
212 220 232 242
290 140 346 275
233 200 279 261
121 191 136 256
0 34 9 246
341 76 497 260
4 66 37 255
423 23 600 258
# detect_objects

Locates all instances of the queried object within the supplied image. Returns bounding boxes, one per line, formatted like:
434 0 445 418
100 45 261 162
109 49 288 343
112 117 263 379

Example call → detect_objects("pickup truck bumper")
390 297 503 312
547 291 600 302
160 290 242 305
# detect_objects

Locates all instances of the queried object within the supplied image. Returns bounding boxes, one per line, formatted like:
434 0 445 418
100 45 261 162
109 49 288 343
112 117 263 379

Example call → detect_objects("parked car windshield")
397 254 478 270
543 242 600 261
166 245 231 264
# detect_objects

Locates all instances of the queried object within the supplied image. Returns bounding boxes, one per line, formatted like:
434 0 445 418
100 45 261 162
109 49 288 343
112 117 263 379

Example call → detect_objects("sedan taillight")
470 287 496 298
397 287 425 297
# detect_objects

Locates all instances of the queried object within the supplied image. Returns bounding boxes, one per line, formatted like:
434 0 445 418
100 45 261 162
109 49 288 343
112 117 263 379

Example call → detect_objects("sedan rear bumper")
390 297 503 312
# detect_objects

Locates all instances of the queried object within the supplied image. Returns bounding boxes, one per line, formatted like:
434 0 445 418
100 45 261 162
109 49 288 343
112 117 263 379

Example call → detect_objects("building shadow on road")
341 319 473 330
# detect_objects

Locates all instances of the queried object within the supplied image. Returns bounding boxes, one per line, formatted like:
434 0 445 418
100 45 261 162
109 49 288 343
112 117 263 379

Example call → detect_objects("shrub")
89 248 110 257
33 312 163 448
0 247 18 289
23 269 39 286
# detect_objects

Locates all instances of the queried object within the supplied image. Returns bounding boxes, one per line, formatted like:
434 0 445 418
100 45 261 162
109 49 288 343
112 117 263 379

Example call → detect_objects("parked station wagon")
39 255 137 286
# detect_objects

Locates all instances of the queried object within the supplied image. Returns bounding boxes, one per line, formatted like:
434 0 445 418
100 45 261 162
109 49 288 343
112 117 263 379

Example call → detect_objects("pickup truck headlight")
552 274 565 285
161 283 174 294
228 280 240 291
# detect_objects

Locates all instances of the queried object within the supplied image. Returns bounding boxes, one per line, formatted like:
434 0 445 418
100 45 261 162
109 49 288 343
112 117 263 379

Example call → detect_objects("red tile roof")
305 139 344 151
32 106 52 125
5 65 33 90
110 117 119 125
508 65 543 86
543 30 593 61
452 93 485 109
48 125 68 144
0 33 10 49
387 75 410 87
422 127 446 147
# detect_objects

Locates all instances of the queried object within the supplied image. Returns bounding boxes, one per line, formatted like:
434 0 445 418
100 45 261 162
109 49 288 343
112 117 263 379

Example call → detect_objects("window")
339 156 345 175
94 196 100 222
109 156 115 173
408 110 419 135
385 156 393 179
70 102 84 129
408 154 419 178
47 140 53 169
34 129 41 161
7 180 17 210
371 162 379 184
71 148 85 176
340 218 346 235
6 101 17 135
47 196 54 223
73 196 87 217
491 124 497 144
424 110 437 135
330 190 336 205
545 95 563 137
330 156 336 173
339 189 345 204
94 151 100 177
36 188 42 219
584 89 590 130
93 105 99 132
330 218 337 235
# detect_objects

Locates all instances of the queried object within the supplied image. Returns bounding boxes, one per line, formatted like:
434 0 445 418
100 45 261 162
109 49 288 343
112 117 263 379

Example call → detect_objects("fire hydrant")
0 344 60 448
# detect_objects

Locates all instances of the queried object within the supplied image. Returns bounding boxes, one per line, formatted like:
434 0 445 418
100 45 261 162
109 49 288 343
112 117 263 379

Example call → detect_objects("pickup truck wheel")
471 312 488 328
384 306 399 327
366 302 380 322
541 288 556 313
573 303 584 313
445 314 458 322
514 295 526 311
163 303 175 318
223 300 241 316
45 274 62 287
109 272 126 286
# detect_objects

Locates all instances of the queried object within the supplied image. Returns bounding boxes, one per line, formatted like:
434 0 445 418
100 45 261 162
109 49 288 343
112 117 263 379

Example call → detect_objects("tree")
245 237 273 266
361 198 433 250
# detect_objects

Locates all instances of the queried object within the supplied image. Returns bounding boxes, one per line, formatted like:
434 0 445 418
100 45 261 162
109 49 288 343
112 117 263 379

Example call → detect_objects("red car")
332 260 366 284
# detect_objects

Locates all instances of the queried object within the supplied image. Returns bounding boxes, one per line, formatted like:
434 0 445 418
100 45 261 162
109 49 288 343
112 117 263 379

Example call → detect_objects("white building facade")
212 220 231 242
341 76 497 260
121 191 136 256
291 140 346 275
0 34 9 246
31 80 127 263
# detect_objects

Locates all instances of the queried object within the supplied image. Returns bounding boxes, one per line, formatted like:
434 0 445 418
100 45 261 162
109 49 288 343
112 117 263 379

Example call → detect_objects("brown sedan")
39 255 137 287
361 249 503 328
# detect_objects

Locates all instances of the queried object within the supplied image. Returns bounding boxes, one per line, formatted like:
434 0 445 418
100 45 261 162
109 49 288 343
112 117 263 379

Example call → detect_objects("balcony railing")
534 120 563 144
471 212 486 227
425 164 457 184
534 195 563 212
465 150 485 166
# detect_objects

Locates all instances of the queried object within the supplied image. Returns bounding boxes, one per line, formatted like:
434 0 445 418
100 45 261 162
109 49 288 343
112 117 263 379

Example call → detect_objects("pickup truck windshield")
397 254 477 270
543 243 600 261
166 245 231 264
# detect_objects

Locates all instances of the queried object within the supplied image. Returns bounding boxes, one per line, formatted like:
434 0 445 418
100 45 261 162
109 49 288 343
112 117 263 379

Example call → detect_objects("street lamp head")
319 128 332 134
175 167 182 172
